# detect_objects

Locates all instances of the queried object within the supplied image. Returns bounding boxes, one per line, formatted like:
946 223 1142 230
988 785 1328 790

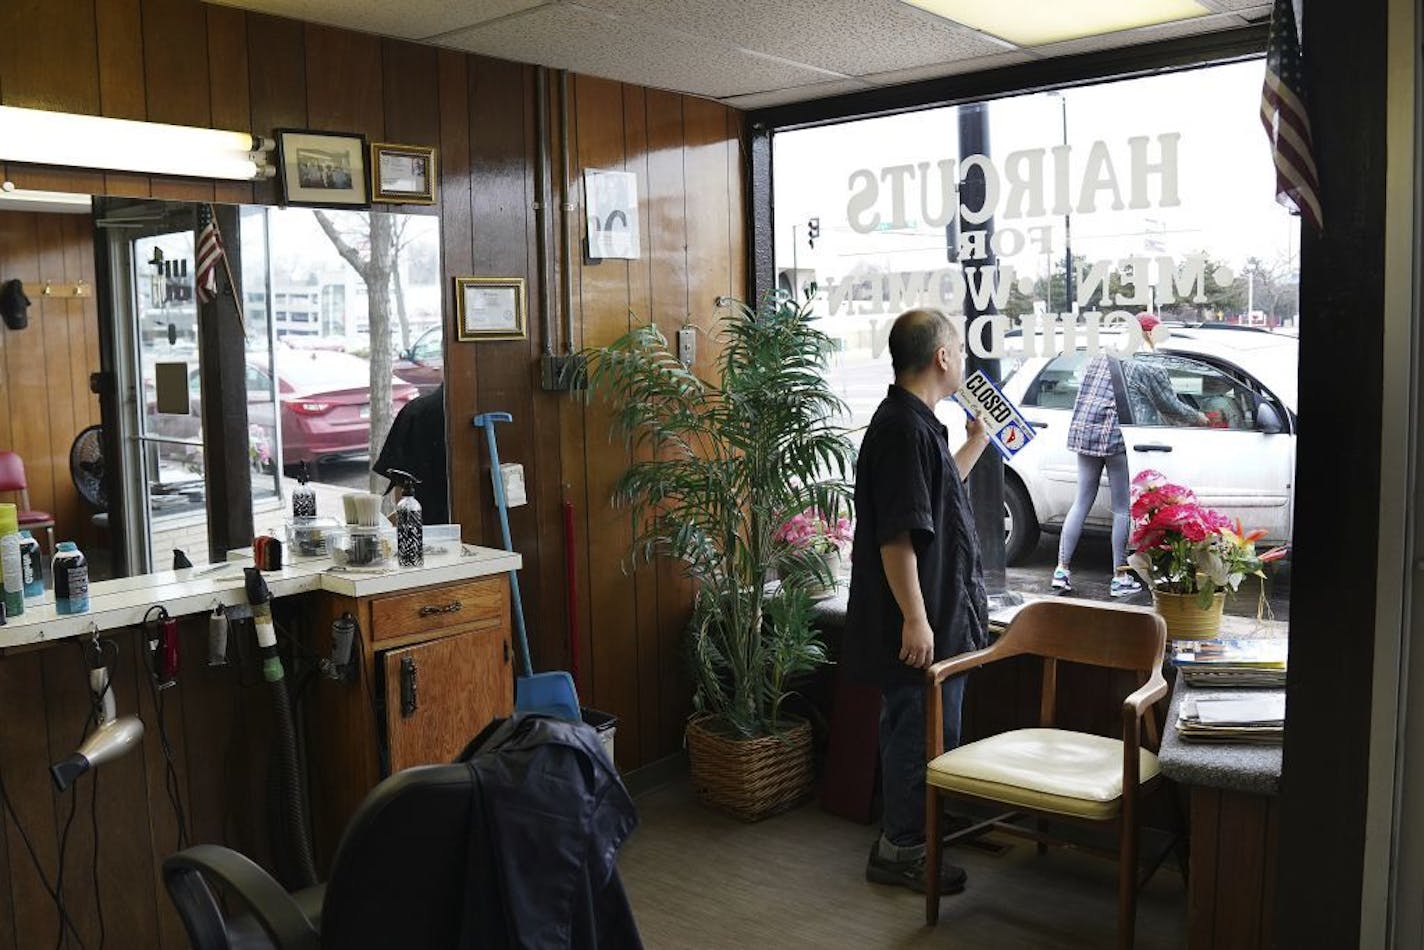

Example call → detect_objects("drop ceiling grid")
204 0 546 41
575 0 1011 76
434 4 853 100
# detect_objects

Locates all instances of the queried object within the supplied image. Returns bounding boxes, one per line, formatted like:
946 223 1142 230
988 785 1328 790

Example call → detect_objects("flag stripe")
196 204 223 304
1260 0 1322 232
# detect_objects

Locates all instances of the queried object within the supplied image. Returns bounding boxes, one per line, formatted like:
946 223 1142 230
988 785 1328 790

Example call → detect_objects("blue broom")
472 412 580 720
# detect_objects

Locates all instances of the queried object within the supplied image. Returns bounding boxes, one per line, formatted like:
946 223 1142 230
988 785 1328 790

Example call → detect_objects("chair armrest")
163 844 321 950
1122 670 1169 722
926 642 1005 684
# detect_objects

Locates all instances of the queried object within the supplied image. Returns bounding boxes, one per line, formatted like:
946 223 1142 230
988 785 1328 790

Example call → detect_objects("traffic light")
807 216 820 248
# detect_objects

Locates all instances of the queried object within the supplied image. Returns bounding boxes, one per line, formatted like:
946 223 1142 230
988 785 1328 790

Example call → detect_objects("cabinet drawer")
369 576 507 642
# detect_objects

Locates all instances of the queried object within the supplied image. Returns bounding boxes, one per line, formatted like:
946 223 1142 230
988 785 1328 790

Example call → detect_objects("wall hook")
42 281 52 296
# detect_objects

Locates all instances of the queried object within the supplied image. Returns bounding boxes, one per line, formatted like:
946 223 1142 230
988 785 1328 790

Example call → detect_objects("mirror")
0 193 444 575
1256 401 1284 435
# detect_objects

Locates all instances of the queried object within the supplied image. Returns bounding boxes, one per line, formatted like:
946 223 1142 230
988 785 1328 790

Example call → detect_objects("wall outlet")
496 463 528 508
677 326 696 367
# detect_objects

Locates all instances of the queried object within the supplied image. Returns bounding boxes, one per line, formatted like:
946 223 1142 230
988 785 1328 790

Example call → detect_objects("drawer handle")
418 600 463 617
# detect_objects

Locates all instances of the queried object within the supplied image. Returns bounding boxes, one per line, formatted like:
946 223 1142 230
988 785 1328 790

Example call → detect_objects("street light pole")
1059 95 1075 311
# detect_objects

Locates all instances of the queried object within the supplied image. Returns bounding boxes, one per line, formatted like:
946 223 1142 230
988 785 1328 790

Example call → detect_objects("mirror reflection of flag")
196 204 224 304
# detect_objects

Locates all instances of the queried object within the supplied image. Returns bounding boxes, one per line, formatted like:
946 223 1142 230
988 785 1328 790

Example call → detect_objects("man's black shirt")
373 384 449 524
844 385 988 687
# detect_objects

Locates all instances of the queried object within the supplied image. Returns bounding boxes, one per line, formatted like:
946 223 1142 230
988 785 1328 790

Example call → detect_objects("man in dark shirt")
373 383 450 524
845 308 990 894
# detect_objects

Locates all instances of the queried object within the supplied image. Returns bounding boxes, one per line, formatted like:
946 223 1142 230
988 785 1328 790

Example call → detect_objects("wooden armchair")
923 599 1169 950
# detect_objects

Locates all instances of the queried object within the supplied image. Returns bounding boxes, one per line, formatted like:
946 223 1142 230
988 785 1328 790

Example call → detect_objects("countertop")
1156 682 1283 796
0 544 520 650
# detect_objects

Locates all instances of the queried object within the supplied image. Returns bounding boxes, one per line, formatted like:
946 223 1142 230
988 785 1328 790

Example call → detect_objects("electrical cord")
90 766 104 950
0 771 86 948
143 607 191 850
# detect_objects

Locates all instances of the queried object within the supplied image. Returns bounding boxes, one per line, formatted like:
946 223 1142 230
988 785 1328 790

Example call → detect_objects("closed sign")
952 370 1037 460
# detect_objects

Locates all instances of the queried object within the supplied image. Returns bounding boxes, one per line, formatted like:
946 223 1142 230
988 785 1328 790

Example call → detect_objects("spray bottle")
0 504 23 618
292 461 317 518
390 469 423 568
19 530 44 601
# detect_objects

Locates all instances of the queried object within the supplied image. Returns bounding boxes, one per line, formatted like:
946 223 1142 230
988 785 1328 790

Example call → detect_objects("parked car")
251 350 418 469
393 326 443 394
998 325 1297 564
148 352 417 472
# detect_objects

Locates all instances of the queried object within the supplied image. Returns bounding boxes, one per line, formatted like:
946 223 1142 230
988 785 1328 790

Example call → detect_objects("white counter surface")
0 544 520 650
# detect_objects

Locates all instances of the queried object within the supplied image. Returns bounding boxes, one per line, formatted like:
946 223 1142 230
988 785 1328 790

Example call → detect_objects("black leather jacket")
458 715 642 949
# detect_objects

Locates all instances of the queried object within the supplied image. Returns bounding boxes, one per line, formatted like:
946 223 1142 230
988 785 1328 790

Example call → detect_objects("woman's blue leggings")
1057 452 1131 572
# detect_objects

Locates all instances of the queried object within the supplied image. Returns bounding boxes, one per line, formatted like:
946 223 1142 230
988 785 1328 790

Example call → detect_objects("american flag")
195 203 224 304
1260 0 1322 232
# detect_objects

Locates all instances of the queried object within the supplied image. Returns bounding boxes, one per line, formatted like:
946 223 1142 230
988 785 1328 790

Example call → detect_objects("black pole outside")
956 103 1007 594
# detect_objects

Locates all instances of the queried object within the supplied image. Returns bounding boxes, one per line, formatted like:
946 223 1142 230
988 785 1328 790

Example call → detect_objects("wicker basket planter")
686 716 813 822
1152 589 1226 640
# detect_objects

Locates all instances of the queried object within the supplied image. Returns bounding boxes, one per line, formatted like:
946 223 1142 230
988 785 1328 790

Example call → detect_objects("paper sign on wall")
584 169 640 259
952 370 1036 460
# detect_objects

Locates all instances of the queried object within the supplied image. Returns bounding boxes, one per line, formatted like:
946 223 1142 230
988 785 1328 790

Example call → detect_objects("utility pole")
957 103 1007 594
1059 94 1075 311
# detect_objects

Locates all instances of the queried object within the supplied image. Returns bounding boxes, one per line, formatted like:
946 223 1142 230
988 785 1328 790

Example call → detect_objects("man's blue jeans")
879 675 967 850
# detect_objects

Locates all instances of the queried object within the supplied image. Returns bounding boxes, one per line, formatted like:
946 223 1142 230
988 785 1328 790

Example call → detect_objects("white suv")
998 325 1297 564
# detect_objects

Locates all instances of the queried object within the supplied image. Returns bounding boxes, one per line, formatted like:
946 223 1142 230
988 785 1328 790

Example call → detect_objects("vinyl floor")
620 780 1188 950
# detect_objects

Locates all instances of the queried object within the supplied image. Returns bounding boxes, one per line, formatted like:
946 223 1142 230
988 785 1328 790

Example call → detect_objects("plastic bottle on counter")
293 461 317 518
390 469 423 568
18 530 43 600
0 504 22 618
52 542 89 615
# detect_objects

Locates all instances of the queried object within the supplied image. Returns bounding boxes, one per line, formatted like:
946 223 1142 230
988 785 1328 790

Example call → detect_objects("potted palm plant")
585 295 855 821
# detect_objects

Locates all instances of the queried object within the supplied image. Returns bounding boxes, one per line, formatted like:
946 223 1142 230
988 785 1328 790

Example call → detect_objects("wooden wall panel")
0 5 747 941
0 211 100 550
572 74 644 765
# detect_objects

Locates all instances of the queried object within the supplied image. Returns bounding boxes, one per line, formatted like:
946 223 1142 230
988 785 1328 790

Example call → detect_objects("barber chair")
163 764 474 950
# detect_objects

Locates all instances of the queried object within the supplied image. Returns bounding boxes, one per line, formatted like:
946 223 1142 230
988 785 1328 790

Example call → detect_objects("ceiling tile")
436 4 842 99
207 0 548 40
578 0 1010 76
1200 0 1274 10
719 78 876 110
1030 12 1247 58
859 50 1036 86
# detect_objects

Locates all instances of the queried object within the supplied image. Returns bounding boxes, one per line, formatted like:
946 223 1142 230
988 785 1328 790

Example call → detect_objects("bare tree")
314 210 395 491
390 216 414 352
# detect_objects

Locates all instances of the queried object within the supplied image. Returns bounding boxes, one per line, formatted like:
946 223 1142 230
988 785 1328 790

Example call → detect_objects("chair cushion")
927 728 1160 820
17 510 53 525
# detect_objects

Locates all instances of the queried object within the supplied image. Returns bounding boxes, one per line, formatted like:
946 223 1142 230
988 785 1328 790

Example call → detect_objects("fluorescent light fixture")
0 106 275 181
0 183 92 214
901 0 1211 46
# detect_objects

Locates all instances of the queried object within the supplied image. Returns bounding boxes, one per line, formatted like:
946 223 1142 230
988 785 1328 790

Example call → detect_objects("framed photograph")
455 277 526 342
371 142 437 205
274 128 370 208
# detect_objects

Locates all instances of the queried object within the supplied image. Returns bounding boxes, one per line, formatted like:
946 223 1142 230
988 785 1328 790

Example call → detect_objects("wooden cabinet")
382 624 511 771
301 574 514 868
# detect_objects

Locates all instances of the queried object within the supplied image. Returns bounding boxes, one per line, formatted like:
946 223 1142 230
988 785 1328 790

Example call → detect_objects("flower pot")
686 715 813 821
1151 589 1226 640
804 550 843 599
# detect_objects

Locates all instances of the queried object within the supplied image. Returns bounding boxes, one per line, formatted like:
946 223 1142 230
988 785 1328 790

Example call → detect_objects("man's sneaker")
865 841 968 895
1110 574 1144 598
1051 568 1073 592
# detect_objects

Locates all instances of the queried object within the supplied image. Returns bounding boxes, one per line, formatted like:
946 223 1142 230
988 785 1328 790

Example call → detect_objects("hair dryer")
50 645 145 792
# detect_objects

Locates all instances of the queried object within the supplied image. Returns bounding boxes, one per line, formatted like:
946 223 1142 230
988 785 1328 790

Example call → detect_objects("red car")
393 326 444 395
248 351 417 469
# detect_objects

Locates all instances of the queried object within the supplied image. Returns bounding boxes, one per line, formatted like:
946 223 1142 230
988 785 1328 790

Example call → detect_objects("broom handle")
474 413 533 677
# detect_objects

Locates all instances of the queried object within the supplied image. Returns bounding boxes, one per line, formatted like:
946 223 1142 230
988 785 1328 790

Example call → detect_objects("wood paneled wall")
0 211 102 551
0 4 744 945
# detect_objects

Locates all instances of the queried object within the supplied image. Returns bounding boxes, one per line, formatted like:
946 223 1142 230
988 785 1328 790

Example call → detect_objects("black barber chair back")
163 764 475 950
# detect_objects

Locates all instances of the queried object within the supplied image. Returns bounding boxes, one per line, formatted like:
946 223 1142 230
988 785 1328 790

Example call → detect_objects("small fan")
70 425 107 511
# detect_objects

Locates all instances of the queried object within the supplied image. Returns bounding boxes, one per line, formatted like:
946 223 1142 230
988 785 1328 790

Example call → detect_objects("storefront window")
772 59 1298 618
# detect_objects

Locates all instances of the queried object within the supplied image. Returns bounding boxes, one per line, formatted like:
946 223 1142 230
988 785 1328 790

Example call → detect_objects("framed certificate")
455 277 526 341
372 142 437 205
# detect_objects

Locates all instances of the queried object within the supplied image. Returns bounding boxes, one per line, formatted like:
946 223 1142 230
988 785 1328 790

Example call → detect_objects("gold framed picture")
371 142 437 205
455 277 526 341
